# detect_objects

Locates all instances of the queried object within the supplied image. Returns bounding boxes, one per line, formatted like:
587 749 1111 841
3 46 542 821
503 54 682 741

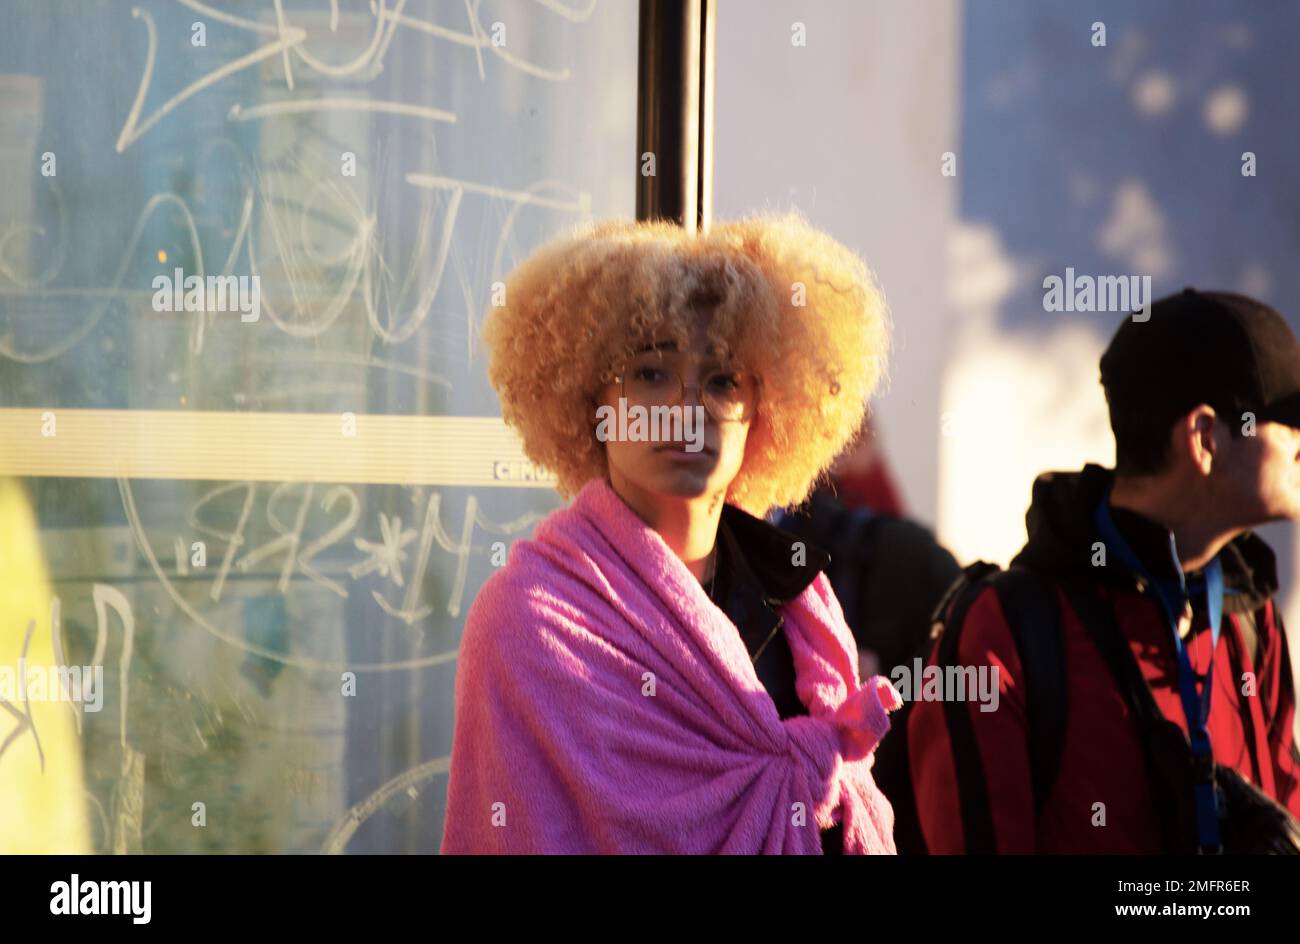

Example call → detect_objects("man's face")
1215 419 1300 525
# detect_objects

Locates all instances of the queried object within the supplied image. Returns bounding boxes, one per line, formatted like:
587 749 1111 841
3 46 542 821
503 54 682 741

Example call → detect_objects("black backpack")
930 561 1300 854
927 562 1067 854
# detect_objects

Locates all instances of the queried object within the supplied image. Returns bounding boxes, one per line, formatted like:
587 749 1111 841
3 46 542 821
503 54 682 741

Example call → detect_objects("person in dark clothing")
778 486 962 854
911 289 1300 853
779 488 962 679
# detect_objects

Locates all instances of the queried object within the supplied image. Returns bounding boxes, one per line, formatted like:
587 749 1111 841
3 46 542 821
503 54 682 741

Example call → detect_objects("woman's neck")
607 475 724 582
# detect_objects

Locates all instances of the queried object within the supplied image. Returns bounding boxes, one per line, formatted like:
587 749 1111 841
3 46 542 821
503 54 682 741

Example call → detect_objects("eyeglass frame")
608 361 761 423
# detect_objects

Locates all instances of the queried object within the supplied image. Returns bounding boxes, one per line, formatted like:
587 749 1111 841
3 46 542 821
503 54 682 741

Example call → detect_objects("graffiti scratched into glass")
0 0 635 854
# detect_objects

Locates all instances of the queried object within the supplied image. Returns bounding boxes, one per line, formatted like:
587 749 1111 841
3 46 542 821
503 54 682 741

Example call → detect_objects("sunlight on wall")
937 224 1114 566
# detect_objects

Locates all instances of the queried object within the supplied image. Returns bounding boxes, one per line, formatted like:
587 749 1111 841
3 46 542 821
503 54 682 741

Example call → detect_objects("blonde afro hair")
482 211 890 517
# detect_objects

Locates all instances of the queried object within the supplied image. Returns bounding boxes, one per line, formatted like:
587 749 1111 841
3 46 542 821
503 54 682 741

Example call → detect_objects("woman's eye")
633 366 666 383
708 373 741 392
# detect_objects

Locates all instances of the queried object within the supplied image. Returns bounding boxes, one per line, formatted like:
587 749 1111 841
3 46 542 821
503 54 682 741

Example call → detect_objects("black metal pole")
636 0 715 231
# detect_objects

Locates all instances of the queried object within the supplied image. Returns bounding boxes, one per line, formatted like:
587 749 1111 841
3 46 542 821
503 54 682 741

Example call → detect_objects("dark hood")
1010 463 1278 614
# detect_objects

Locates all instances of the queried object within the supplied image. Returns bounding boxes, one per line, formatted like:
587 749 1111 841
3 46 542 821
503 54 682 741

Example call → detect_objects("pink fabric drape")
441 477 901 854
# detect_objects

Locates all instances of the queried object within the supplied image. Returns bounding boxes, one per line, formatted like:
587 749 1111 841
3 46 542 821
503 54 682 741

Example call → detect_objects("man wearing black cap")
910 289 1300 853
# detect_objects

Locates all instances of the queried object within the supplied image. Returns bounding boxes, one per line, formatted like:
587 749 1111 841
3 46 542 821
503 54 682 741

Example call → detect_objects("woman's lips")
655 443 715 461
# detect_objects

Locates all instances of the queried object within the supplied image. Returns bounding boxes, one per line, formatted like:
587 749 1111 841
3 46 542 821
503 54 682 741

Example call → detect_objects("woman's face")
596 315 755 510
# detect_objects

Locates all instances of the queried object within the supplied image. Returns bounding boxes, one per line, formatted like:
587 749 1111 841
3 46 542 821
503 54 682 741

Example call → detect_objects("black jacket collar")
1010 464 1278 613
718 503 830 605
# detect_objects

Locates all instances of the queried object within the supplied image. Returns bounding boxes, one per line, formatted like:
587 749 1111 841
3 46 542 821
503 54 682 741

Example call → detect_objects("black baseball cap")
1100 288 1300 430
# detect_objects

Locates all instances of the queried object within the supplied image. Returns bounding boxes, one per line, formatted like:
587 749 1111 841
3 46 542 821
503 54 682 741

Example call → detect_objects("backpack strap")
1059 580 1210 851
1235 602 1262 675
935 564 998 853
1060 582 1166 734
934 562 1065 853
992 569 1068 817
928 561 998 642
1223 610 1268 791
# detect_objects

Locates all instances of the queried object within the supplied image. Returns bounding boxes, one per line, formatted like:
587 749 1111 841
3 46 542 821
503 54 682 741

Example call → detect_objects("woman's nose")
679 381 705 409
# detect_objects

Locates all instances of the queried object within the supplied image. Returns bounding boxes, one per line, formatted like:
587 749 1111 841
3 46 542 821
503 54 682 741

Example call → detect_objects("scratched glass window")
0 1 635 853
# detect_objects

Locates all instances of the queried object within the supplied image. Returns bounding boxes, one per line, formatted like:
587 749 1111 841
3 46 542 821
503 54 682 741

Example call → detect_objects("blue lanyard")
1094 491 1224 851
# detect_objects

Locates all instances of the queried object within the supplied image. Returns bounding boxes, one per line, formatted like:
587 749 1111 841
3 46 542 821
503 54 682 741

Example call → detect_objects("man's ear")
1181 404 1218 476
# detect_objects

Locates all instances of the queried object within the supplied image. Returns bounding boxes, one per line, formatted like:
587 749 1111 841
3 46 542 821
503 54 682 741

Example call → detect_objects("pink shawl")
441 477 901 854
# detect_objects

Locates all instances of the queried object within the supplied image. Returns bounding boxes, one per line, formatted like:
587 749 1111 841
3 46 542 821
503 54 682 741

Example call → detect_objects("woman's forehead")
633 338 725 356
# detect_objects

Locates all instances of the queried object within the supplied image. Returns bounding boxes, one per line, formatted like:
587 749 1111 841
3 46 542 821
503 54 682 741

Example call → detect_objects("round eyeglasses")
612 361 759 422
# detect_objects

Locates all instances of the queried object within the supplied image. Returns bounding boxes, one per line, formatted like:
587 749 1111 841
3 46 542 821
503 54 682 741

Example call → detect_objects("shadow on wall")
939 1 1300 643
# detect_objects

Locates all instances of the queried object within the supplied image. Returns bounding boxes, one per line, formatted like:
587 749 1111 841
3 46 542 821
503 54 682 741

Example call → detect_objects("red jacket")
909 465 1300 853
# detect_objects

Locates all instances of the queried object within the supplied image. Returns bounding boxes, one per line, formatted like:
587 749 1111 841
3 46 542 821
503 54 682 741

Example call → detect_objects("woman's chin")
643 467 719 500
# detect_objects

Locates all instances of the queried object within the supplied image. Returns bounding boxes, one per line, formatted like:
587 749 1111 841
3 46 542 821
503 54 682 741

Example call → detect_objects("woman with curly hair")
441 212 900 854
